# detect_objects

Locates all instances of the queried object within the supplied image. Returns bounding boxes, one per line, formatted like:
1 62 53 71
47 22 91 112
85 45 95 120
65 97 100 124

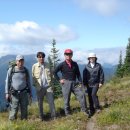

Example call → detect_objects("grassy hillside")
94 77 130 130
0 77 130 130
0 96 89 130
89 77 130 130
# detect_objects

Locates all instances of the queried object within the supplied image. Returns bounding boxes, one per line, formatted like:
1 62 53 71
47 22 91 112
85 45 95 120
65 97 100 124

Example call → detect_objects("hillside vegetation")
0 77 130 130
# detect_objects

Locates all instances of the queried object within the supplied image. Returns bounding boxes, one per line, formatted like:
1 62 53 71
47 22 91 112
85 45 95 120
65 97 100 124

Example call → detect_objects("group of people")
5 49 104 121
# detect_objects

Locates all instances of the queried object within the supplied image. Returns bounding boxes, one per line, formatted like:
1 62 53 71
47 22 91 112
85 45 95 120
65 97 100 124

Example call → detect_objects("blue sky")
0 0 129 64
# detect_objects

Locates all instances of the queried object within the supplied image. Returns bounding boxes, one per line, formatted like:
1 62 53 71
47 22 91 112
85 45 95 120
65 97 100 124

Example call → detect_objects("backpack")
8 60 16 69
8 60 30 93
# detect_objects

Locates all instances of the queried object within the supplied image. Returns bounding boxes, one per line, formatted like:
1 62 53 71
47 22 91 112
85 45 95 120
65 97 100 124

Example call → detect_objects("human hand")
5 94 11 102
60 79 65 84
99 83 103 88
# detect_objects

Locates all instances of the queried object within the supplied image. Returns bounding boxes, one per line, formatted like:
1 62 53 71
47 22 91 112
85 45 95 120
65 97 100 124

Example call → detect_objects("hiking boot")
96 109 101 114
83 111 91 118
65 113 71 116
65 111 71 116
51 116 56 120
89 110 95 116
40 115 45 121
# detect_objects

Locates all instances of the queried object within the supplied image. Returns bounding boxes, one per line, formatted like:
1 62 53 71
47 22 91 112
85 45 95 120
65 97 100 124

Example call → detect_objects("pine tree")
48 39 62 98
48 56 53 81
123 38 130 76
116 51 123 77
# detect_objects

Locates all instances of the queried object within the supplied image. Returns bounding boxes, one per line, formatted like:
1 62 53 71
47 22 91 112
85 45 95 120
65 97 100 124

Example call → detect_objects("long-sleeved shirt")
54 61 82 82
5 66 31 94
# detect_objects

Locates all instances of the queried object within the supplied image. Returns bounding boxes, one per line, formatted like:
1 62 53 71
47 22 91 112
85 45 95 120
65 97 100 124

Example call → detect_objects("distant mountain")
0 54 116 111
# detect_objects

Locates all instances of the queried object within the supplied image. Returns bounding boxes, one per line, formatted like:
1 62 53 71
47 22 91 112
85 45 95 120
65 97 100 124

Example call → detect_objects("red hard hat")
64 49 73 54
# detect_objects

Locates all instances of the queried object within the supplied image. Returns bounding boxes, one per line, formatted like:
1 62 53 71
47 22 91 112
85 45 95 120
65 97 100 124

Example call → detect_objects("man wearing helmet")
54 49 90 117
83 52 104 115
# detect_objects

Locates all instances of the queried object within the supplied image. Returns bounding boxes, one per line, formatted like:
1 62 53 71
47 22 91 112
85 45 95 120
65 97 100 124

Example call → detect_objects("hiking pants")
87 85 100 111
36 87 56 119
9 91 28 120
61 80 87 115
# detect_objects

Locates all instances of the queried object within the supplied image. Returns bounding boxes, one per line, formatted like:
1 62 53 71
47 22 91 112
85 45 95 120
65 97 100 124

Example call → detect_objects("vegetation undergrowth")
96 77 130 130
0 94 88 130
0 77 130 130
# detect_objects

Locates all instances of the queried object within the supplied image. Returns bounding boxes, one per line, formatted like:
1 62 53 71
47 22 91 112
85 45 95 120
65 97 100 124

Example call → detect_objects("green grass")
96 77 130 129
0 94 88 130
0 76 130 130
97 98 130 125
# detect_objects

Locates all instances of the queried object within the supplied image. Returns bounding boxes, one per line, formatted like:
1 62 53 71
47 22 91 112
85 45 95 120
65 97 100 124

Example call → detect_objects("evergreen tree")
48 56 53 81
50 39 60 69
48 39 62 98
123 38 130 76
116 51 123 77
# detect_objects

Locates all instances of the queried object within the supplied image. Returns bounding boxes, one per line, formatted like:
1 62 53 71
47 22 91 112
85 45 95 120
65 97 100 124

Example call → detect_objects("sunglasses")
38 56 44 59
18 59 24 62
65 53 72 56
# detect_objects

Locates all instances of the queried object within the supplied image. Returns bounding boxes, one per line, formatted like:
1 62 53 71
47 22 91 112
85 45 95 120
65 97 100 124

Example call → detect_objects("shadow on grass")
101 99 122 110
42 106 81 121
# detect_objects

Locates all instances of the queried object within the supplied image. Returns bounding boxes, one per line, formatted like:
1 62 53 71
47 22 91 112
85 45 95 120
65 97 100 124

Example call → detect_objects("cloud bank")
0 21 126 65
74 0 126 16
52 47 125 66
0 21 77 55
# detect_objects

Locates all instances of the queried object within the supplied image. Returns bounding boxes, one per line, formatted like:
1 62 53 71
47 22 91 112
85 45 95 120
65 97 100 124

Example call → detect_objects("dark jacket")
54 61 82 82
83 62 104 86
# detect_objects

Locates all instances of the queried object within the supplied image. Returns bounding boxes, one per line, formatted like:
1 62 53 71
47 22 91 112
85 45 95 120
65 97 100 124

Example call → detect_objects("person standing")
54 49 90 117
5 55 32 120
32 52 56 121
83 53 104 115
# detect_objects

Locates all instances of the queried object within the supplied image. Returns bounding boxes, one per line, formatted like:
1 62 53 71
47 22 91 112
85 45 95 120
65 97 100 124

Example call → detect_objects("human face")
37 55 45 64
89 57 96 63
64 53 72 61
16 59 24 68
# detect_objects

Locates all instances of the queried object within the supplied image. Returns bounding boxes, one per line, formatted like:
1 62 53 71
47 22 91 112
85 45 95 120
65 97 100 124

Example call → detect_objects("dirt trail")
86 116 99 130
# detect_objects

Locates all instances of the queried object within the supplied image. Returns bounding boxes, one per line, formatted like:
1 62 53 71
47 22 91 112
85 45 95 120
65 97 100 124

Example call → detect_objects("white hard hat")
88 53 97 59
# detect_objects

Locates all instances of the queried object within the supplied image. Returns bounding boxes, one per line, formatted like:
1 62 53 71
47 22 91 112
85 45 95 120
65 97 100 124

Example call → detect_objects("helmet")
64 49 73 54
88 53 97 59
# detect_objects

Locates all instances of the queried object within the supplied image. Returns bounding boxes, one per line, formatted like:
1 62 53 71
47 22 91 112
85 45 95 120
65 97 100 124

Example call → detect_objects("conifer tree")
48 56 53 81
123 38 130 76
116 51 123 77
48 39 62 98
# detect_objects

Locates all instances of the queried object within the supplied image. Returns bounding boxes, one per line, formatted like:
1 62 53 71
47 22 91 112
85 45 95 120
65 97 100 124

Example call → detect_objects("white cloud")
0 21 77 56
0 21 126 65
50 47 125 65
64 47 126 65
74 0 123 16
